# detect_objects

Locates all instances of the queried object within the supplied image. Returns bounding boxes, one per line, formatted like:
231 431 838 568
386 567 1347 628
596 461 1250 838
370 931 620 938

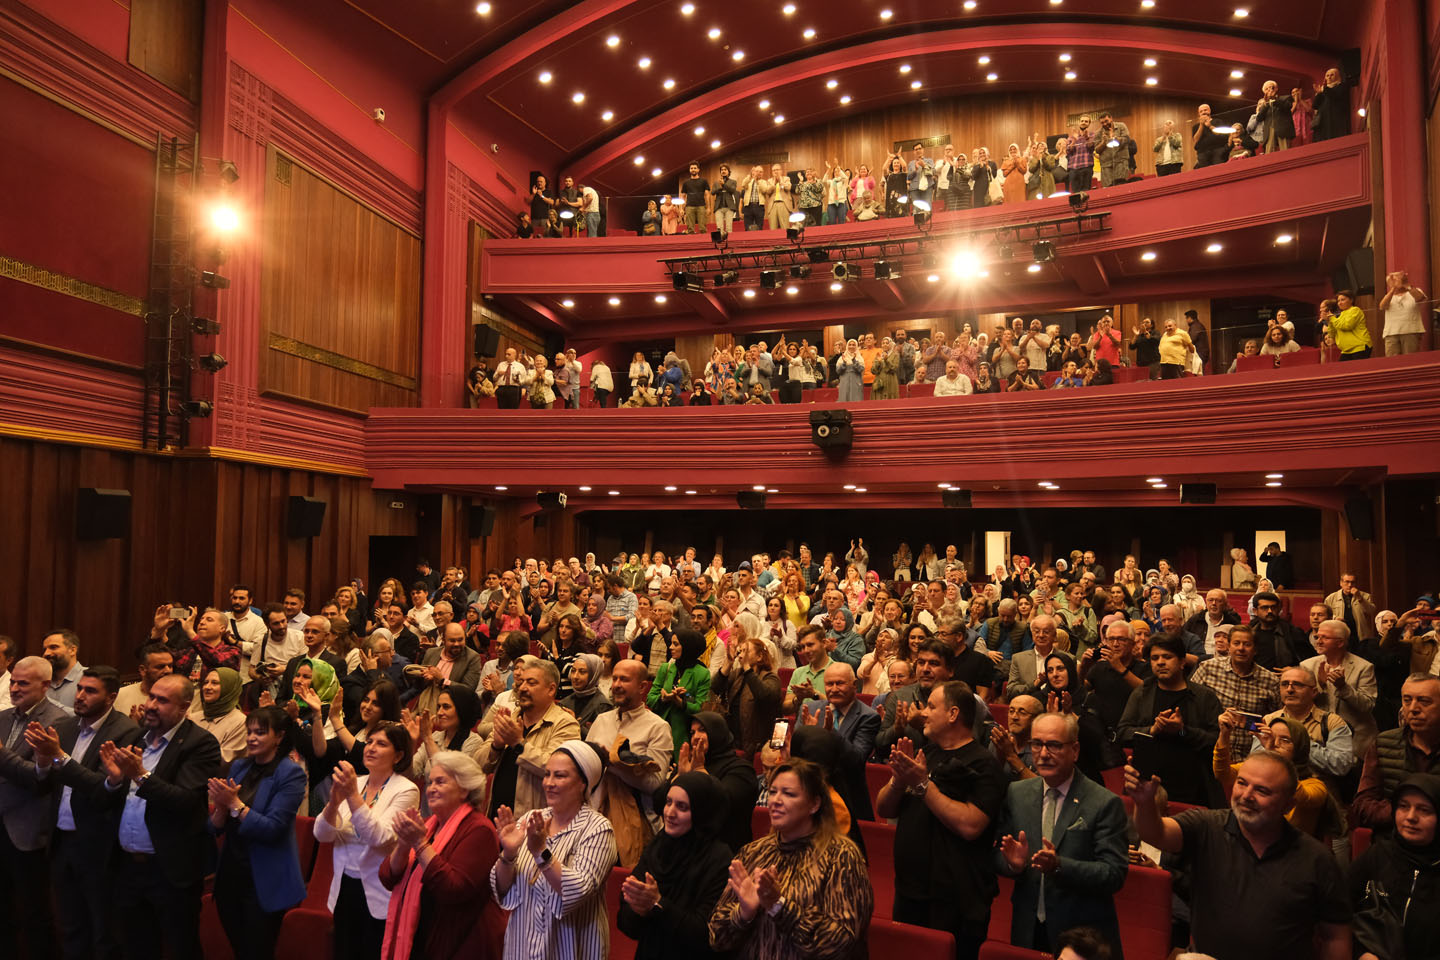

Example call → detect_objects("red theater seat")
866 763 890 819
859 692 875 705
1277 347 1321 367
909 382 935 398
812 387 839 402
778 667 794 689
870 917 956 960
989 874 1014 940
1102 766 1126 795
1117 864 1172 960
752 804 772 841
1352 827 1372 857
1236 355 1274 373
859 820 896 919
989 702 1008 728
1042 372 1062 387
606 866 638 960
979 942 1049 960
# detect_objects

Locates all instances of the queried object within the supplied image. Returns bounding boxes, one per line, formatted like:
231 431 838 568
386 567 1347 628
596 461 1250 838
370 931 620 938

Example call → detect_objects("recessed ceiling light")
1206 242 1223 253
803 27 816 39
494 485 507 491
608 489 621 495
561 298 574 308
926 273 939 282
879 8 893 19
911 80 922 89
785 285 799 294
1058 53 1072 62
1064 71 1077 80
743 289 756 298
1233 7 1249 17
663 78 676 89
844 483 857 490
1049 0 1062 5
1144 477 1164 484
830 282 843 292
475 2 492 14
572 91 585 103
685 489 697 495
538 70 553 84
710 138 721 149
783 2 796 12
680 2 695 14
766 488 779 494
693 125 705 135
654 294 667 304
977 56 990 65
1140 251 1157 261
964 0 977 7
1027 263 1042 273
774 114 785 123
607 296 621 305
1151 482 1168 489
1145 77 1157 86
1230 69 1245 79
1265 473 1284 479
986 73 998 81
1141 0 1155 7
633 155 644 165
664 485 677 491
826 78 838 89
1037 481 1054 487
637 56 651 69
1229 88 1243 97
731 49 744 61
1275 233 1293 244
854 487 867 493
1144 58 1157 67
650 167 662 177
601 110 614 121
752 484 766 491
578 485 592 491
839 94 852 104
758 99 770 109
1265 481 1282 487
707 26 721 39
899 64 912 74
606 34 620 47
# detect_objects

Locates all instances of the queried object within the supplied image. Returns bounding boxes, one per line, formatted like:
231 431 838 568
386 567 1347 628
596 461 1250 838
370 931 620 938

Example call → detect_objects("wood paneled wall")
260 147 422 413
468 223 549 368
700 92 1204 185
1118 299 1212 370
127 0 203 101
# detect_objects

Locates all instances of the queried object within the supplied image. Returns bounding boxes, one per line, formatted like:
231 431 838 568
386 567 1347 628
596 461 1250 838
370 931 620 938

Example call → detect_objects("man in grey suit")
802 662 881 818
419 622 484 691
1007 615 1073 701
995 712 1129 955
0 655 71 957
27 666 141 960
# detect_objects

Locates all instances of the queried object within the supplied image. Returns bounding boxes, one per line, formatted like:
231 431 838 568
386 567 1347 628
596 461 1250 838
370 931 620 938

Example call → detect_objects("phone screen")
769 721 789 748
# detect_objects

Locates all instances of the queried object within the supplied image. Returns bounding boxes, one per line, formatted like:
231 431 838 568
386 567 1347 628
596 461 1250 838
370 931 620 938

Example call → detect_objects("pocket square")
1070 816 1088 830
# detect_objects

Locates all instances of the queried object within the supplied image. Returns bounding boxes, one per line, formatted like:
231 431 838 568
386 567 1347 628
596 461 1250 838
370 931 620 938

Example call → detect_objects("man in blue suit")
802 662 880 819
995 712 1129 956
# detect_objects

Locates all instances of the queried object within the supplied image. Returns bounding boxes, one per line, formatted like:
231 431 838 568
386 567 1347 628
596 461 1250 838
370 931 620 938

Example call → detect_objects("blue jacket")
215 756 307 912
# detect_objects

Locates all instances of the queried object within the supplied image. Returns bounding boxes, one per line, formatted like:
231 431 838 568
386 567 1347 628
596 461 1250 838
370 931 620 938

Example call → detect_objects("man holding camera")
1189 626 1281 762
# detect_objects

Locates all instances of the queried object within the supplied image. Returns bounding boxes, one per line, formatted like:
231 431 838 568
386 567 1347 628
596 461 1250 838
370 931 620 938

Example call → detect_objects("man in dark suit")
99 673 222 960
802 662 880 818
0 656 71 959
276 615 347 705
26 666 140 960
419 622 484 691
995 712 1129 955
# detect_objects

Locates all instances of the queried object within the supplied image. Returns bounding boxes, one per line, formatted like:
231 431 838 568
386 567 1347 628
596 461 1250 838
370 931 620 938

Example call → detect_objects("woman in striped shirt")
490 740 616 960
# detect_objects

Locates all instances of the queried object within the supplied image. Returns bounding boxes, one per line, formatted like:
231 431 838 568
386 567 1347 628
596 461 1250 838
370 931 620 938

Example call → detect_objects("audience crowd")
2 539 1438 960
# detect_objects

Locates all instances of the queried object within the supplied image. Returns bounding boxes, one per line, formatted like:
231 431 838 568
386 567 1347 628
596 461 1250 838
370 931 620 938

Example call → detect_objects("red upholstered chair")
1352 827 1372 858
988 874 1014 940
616 641 630 662
858 692 876 705
778 667 795 689
812 387 839 402
606 866 638 960
1117 865 1172 960
870 917 956 960
909 382 935 398
865 763 891 820
295 815 316 881
751 804 773 840
978 942 1049 960
199 894 232 960
1277 347 1321 367
989 702 1008 728
1042 372 1062 387
473 393 499 408
1102 766 1126 796
1235 355 1273 373
858 820 897 920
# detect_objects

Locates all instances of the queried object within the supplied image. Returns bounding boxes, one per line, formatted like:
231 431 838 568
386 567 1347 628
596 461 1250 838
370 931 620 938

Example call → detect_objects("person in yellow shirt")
1157 317 1194 379
1214 710 1332 839
1331 290 1373 360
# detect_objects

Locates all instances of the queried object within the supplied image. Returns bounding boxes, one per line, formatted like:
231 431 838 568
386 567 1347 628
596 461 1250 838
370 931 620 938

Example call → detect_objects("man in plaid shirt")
1189 625 1281 761
1065 115 1095 194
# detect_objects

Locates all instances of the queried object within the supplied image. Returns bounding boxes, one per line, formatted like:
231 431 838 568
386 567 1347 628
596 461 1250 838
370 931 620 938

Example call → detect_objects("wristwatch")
766 896 786 918
538 846 554 867
907 775 931 798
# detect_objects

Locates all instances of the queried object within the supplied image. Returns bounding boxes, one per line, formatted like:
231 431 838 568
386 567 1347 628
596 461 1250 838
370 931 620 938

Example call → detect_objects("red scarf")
380 805 474 960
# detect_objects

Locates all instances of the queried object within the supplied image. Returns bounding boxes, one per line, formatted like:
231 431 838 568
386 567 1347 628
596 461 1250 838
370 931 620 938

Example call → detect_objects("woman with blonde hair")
369 579 407 634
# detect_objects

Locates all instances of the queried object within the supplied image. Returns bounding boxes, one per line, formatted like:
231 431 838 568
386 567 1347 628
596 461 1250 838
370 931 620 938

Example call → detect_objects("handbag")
987 174 1005 204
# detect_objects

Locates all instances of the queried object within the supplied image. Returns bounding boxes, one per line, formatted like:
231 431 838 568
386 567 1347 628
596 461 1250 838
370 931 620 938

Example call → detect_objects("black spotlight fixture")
217 160 240 184
873 260 899 280
710 229 726 246
807 248 831 263
911 198 931 228
832 262 859 282
921 252 939 270
759 269 782 289
789 264 811 279
996 244 1013 260
1032 241 1056 263
672 270 703 292
178 400 213 418
1068 192 1089 213
714 269 739 286
200 270 230 289
190 316 221 335
197 353 227 373
786 227 803 243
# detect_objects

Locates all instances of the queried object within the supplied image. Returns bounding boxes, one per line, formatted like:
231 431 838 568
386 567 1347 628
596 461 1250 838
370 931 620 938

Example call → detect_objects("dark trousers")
495 385 522 409
742 203 764 230
893 893 987 960
1340 348 1372 361
1066 168 1091 194
113 854 202 960
214 854 287 960
1160 362 1184 379
52 829 121 960
593 387 610 407
1157 162 1183 177
332 874 385 960
0 828 55 960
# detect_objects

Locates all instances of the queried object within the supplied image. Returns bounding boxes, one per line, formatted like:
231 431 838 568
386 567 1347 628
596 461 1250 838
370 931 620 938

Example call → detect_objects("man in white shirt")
282 588 309 633
114 643 175 718
223 584 266 680
564 348 583 409
493 347 530 409
0 635 14 711
933 359 974 397
735 563 765 619
586 660 673 844
579 184 600 238
249 606 307 688
406 583 436 635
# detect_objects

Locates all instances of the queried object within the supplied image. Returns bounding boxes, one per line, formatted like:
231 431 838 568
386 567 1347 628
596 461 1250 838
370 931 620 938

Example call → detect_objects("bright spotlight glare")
210 205 240 232
950 250 982 279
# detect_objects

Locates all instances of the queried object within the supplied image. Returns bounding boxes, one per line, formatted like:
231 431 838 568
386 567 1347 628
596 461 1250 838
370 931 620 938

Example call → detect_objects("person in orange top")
858 333 879 385
1214 709 1331 838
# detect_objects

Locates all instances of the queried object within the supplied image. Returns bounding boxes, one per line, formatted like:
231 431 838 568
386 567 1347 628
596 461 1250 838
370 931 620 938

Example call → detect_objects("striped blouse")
489 805 616 960
709 830 874 960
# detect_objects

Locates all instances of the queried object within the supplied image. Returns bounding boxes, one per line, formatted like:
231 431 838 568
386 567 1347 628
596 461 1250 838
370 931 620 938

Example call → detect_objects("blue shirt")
113 721 183 854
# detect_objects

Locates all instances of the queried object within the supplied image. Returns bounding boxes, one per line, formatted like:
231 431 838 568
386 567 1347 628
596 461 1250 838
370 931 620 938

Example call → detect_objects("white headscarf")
554 739 604 806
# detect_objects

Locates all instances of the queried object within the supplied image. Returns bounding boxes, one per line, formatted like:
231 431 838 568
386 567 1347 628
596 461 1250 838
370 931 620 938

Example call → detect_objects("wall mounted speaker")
1179 483 1217 505
736 491 767 510
473 325 501 357
536 492 568 511
1344 494 1375 540
809 409 853 449
941 489 972 509
286 496 327 538
76 487 131 540
469 504 497 537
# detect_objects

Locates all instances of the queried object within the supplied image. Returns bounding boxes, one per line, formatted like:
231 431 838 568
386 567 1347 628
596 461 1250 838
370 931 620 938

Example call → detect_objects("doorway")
369 536 419 597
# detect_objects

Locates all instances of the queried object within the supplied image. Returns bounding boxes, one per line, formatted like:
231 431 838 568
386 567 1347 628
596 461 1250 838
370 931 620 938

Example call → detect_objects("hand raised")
999 831 1030 872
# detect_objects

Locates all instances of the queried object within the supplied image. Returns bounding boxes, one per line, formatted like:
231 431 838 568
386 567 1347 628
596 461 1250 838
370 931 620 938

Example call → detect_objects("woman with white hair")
380 751 502 960
491 741 616 960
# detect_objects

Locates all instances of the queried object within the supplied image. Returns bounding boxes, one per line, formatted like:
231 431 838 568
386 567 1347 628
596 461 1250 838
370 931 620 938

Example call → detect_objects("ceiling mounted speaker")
536 491 568 511
1179 483 1217 505
76 487 131 540
941 489 972 509
809 409 852 449
736 491 767 509
286 496 327 538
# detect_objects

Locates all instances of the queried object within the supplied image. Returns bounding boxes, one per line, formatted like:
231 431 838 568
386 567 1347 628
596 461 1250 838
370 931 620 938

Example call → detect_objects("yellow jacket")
1331 306 1372 354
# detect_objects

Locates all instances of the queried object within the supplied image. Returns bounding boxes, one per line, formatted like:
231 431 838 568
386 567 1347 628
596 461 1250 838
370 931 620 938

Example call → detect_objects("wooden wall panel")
127 0 203 101
702 92 1203 185
260 147 422 413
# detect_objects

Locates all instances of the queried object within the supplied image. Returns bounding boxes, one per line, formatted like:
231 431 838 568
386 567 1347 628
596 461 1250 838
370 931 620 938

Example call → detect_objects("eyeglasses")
1032 740 1075 753
1278 680 1314 688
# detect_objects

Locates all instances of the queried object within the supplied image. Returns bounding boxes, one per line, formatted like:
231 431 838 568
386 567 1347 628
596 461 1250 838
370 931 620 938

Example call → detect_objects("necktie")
1038 786 1060 922
4 710 26 750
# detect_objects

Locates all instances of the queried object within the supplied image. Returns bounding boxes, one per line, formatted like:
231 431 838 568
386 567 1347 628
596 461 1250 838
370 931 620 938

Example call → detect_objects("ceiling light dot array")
707 27 721 39
538 70 552 84
839 94 852 104
601 109 614 121
637 56 651 69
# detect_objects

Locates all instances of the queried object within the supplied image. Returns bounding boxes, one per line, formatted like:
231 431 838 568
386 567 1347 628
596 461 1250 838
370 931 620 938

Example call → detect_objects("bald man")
586 659 673 851
803 661 880 818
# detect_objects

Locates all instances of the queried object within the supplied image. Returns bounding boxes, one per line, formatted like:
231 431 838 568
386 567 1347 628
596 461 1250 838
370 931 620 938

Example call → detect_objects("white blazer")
313 772 420 918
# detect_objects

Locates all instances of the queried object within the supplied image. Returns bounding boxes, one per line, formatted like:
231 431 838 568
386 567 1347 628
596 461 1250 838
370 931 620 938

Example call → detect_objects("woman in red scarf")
379 751 503 960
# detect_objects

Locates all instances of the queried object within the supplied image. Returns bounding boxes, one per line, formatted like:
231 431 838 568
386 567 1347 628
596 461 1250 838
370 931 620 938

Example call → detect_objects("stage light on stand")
1067 192 1089 214
759 270 781 289
789 264 811 279
714 269 739 285
1032 241 1055 263
200 270 230 289
911 197 931 228
197 353 227 373
672 271 703 292
951 250 983 280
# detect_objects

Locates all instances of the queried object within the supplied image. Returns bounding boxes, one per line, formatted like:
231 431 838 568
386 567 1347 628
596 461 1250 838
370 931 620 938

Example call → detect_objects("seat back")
1118 864 1172 960
295 815 316 881
978 942 1050 960
869 916 956 960
909 382 935 398
302 841 334 909
865 763 891 820
751 804 772 841
606 866 638 960
989 701 1008 728
1352 826 1372 858
858 820 896 920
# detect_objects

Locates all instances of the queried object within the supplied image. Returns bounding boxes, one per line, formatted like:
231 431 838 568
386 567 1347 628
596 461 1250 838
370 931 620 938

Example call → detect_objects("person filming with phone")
1116 633 1223 806
1188 625 1281 763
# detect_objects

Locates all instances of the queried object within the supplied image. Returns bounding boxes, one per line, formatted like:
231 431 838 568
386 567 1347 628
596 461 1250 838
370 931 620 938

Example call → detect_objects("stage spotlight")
200 270 230 289
190 317 221 335
759 270 782 289
896 194 909 205
179 400 213 418
921 252 939 270
217 160 240 184
672 271 703 292
832 262 859 281
710 229 726 246
950 250 982 279
209 205 240 233
1032 241 1056 263
788 211 807 224
873 259 899 280
807 248 831 263
789 264 811 279
714 269 739 286
1068 192 1089 213
197 352 227 372
996 244 1013 260
786 226 804 243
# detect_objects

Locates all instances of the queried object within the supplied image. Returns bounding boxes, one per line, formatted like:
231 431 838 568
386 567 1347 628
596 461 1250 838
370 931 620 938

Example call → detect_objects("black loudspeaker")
76 487 131 540
474 325 501 357
1339 48 1361 84
941 489 973 509
809 409 853 449
536 491 568 511
286 496 327 538
736 491 767 510
469 504 497 537
1179 483 1217 505
1344 494 1375 540
1344 248 1375 295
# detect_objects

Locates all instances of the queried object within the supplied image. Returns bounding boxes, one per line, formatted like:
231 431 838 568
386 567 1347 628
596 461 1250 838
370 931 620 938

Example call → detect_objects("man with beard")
1127 750 1351 959
223 584 266 678
41 629 86 713
479 659 579 818
1117 633 1222 806
1248 591 1304 669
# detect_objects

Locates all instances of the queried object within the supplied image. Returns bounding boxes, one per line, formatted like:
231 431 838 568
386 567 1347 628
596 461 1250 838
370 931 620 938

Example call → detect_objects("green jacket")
648 661 711 751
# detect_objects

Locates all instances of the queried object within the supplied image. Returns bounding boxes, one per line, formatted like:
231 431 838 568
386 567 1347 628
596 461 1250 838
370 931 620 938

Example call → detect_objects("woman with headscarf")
380 750 502 960
870 336 900 400
1214 713 1333 839
582 594 614 647
672 712 760 853
192 666 247 763
1173 574 1206 620
1230 547 1257 591
618 772 735 960
491 740 616 960
560 653 611 736
716 638 783 760
823 607 865 672
208 705 307 960
834 340 864 402
1037 653 1105 782
410 685 484 780
650 629 712 753
1348 773 1440 960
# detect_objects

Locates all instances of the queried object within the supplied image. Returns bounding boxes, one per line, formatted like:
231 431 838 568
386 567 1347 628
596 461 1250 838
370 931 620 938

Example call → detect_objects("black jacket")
1181 609 1242 661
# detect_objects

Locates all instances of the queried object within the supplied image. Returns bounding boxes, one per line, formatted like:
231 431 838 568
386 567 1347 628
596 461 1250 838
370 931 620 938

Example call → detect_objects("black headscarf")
683 711 758 853
1039 652 1087 711
1394 773 1440 866
674 628 706 672
440 685 482 752
646 772 726 879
